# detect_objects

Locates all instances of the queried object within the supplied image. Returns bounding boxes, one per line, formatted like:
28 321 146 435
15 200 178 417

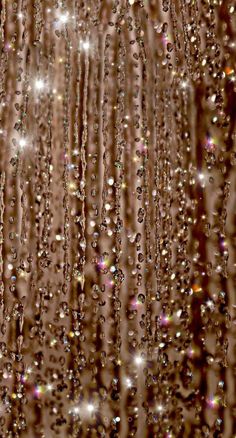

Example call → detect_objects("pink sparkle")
204 135 216 151
160 313 171 326
207 396 219 409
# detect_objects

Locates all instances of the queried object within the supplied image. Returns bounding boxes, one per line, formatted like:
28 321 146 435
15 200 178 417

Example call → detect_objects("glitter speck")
180 80 188 89
35 78 45 91
160 313 172 326
207 395 220 409
134 355 143 366
81 40 90 51
70 406 80 415
19 138 27 148
125 377 132 388
87 403 95 413
58 12 69 24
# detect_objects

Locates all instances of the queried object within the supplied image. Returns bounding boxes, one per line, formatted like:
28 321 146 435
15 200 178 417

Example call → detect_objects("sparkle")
204 135 217 151
161 33 171 46
34 385 44 398
69 406 80 415
108 177 114 186
206 300 215 310
97 256 109 271
20 373 28 383
219 236 228 251
77 274 84 285
134 355 143 366
81 40 90 51
207 395 220 409
125 377 132 388
180 80 188 89
35 78 45 91
130 297 142 309
187 347 195 358
50 338 57 347
87 403 95 413
160 313 172 326
58 12 69 24
19 138 27 148
68 181 76 191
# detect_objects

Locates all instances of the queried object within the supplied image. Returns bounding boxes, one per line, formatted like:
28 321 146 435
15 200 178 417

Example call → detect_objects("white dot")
19 138 27 148
125 378 132 388
108 177 114 186
134 355 143 365
35 79 45 91
87 403 94 413
211 94 216 102
59 12 69 24
180 80 188 89
81 41 90 50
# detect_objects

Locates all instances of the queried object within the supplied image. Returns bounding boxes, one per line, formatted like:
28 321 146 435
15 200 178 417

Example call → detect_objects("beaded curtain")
0 0 235 437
